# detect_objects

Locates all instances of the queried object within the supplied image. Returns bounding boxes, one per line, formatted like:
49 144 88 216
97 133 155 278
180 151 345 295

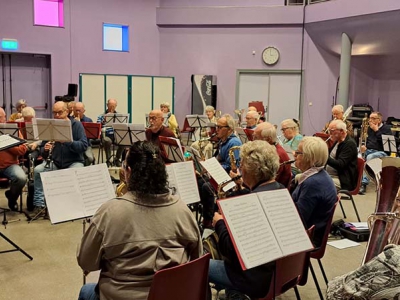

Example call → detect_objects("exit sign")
1 39 19 50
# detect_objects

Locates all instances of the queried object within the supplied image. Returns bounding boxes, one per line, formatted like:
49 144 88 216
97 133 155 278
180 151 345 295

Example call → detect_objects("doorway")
236 70 302 127
1 52 51 119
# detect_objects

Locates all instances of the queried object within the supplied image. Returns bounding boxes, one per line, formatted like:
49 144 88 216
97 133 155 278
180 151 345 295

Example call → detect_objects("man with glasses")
244 111 259 129
199 114 242 228
325 120 358 191
26 101 88 219
145 109 175 150
359 112 393 195
322 105 354 137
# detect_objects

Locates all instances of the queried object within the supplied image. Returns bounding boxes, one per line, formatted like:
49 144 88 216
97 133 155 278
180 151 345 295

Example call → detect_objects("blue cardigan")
292 169 337 247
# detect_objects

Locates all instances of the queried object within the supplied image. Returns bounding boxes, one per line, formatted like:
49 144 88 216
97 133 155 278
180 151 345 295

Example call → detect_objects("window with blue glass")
103 23 129 52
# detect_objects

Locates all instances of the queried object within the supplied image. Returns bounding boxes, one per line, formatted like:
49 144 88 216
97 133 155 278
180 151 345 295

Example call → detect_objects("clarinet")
44 142 55 168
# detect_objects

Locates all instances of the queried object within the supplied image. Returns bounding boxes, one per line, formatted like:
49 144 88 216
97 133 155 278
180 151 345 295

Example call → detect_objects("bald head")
148 110 164 133
254 122 277 144
107 99 117 113
53 101 69 120
0 107 6 123
74 102 86 119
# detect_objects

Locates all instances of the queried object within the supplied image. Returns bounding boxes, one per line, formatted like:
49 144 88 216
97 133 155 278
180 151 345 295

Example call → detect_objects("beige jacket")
77 192 202 300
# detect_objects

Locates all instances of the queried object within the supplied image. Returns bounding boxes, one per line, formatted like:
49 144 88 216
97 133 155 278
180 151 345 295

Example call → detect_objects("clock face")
262 47 280 65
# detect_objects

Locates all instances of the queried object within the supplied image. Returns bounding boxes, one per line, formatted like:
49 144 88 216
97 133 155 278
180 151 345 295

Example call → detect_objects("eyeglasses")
53 110 65 115
328 128 340 133
149 116 161 121
294 151 303 155
216 125 229 129
281 127 292 132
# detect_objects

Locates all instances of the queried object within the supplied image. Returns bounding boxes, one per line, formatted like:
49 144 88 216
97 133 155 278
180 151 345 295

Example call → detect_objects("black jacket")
366 124 393 152
327 135 358 191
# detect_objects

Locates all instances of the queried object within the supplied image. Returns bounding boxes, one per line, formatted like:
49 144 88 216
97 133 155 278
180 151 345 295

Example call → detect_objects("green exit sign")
1 39 19 50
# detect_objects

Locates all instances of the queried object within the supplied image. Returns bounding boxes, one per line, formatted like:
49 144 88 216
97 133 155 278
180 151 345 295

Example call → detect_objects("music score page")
41 164 115 224
200 157 236 192
166 161 200 205
218 189 313 270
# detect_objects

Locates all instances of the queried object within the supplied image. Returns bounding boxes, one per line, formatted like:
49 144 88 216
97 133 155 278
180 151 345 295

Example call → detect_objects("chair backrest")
261 226 315 300
147 253 210 300
310 200 339 260
350 157 365 195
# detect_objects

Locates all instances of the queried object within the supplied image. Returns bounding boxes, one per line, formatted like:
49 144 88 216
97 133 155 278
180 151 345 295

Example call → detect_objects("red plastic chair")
147 253 210 300
337 157 364 222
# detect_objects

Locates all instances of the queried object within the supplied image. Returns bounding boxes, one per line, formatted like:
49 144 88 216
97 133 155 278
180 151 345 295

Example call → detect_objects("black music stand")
0 123 19 137
186 115 209 141
159 136 184 163
235 127 248 144
0 134 26 151
112 124 146 146
0 209 33 260
103 114 129 165
382 134 397 155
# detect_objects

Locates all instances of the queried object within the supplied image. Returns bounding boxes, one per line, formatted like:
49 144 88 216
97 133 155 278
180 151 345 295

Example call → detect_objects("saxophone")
363 157 400 264
216 146 241 199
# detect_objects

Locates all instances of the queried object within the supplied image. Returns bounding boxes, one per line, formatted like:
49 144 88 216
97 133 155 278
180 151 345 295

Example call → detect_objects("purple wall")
0 0 160 108
160 0 284 7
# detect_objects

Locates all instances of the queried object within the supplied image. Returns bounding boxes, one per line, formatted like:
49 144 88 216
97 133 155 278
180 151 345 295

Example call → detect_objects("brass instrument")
359 113 369 151
215 110 222 119
234 109 245 126
116 167 127 197
363 157 400 264
217 175 242 199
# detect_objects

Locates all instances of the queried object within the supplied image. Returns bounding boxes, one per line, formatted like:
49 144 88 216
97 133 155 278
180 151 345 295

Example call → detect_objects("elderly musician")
253 122 292 187
97 98 124 167
145 109 175 148
67 101 77 119
160 102 179 137
322 105 353 137
74 102 95 166
280 118 303 151
210 140 284 300
0 107 28 211
359 111 393 194
199 114 242 229
27 101 88 219
325 120 358 191
77 141 202 300
9 99 27 121
292 136 337 247
244 111 259 129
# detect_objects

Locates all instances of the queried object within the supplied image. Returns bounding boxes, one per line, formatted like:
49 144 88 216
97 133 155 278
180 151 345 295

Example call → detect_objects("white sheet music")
0 123 19 137
25 123 36 141
200 157 236 192
218 194 282 270
112 123 145 146
186 115 209 128
217 190 313 270
41 164 115 224
162 137 184 162
258 189 313 256
166 161 200 205
33 118 72 141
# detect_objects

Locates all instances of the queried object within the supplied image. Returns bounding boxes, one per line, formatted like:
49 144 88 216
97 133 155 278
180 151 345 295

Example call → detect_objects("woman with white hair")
292 136 337 247
16 106 36 122
160 102 178 137
9 99 27 121
280 118 303 151
210 140 285 300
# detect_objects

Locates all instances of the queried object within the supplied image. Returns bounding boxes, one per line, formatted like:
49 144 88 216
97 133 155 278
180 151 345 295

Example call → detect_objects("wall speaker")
67 83 78 97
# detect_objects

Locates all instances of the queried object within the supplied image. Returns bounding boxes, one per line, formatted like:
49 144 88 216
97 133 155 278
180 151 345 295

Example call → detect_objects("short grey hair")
330 119 347 132
300 136 328 168
160 102 171 111
205 105 215 112
332 105 344 113
16 99 26 108
258 122 277 143
222 114 236 131
281 118 300 134
21 107 35 118
240 140 279 183
246 111 259 119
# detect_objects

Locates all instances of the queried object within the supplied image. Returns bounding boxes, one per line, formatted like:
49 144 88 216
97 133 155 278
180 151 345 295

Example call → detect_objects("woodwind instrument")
363 157 400 264
229 145 242 190
44 141 55 168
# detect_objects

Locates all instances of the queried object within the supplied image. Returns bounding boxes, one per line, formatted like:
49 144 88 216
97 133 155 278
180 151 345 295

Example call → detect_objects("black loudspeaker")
191 75 217 114
67 83 78 97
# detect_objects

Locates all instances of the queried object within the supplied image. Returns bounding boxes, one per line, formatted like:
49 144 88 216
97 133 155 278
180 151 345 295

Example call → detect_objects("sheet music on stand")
32 118 73 142
25 123 35 141
112 124 146 146
0 123 19 137
0 134 26 151
103 113 129 125
159 136 184 162
235 127 248 144
165 161 200 205
41 164 115 224
188 147 205 174
382 134 397 153
186 115 209 130
200 157 236 192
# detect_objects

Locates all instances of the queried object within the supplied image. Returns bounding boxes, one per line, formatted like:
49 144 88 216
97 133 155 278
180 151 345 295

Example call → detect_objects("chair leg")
317 259 328 285
294 286 302 300
310 262 324 300
339 200 346 219
349 196 361 222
